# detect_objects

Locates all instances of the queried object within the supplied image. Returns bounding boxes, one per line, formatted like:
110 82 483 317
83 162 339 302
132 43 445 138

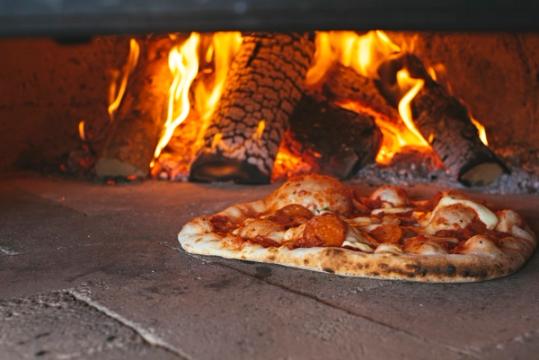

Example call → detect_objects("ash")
150 145 539 194
353 147 539 195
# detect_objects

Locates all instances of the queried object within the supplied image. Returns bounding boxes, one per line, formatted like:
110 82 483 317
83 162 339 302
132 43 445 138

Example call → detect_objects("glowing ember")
108 38 140 120
78 120 86 141
271 132 317 181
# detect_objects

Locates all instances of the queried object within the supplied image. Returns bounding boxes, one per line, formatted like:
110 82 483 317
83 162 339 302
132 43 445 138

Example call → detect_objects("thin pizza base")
178 175 536 283
179 202 533 283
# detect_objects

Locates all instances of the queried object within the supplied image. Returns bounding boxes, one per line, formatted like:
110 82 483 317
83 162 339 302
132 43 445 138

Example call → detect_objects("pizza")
178 174 536 282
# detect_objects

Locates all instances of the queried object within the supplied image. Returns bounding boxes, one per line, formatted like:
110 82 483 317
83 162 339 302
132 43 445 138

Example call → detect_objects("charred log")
377 53 509 186
289 96 382 179
189 33 315 184
412 84 509 185
322 63 399 122
95 36 171 178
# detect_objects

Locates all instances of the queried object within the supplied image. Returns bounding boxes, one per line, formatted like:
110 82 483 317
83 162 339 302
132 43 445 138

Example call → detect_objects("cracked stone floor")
1 173 539 359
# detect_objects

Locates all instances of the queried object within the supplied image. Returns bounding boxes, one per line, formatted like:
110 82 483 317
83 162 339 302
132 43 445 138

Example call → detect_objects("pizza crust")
178 175 536 283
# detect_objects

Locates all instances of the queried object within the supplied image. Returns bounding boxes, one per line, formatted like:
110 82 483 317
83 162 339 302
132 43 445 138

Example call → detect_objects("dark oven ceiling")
0 0 538 37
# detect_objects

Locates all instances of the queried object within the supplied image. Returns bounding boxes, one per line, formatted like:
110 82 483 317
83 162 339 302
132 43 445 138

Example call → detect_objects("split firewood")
377 53 509 185
288 96 382 179
95 36 172 178
189 32 315 184
322 63 400 122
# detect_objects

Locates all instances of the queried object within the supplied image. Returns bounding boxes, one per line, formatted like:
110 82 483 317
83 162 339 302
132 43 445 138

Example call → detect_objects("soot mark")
205 277 235 291
254 266 273 280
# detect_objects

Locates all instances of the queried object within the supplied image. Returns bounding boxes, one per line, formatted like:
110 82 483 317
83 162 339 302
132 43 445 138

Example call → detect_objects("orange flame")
152 32 242 165
306 31 432 165
150 30 489 179
307 31 401 87
396 69 430 147
471 117 489 145
108 38 140 120
153 33 201 161
78 120 86 141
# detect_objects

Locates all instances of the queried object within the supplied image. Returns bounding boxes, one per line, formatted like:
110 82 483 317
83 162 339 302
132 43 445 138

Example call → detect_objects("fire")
471 117 489 146
395 69 430 147
307 31 401 86
152 32 242 166
152 33 200 162
306 31 432 165
108 38 140 120
78 120 86 141
143 30 489 179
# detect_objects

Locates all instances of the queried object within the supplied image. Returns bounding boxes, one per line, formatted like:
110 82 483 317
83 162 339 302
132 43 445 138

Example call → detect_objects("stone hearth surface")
1 173 539 359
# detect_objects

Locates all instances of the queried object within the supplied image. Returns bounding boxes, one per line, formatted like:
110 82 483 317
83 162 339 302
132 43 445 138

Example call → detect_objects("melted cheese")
266 174 352 215
342 227 374 253
370 186 408 207
371 207 412 216
374 243 403 255
460 235 503 257
417 242 447 255
496 210 535 242
428 194 498 230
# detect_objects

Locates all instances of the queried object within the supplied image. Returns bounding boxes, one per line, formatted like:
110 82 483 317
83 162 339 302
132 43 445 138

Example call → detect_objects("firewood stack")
94 33 508 186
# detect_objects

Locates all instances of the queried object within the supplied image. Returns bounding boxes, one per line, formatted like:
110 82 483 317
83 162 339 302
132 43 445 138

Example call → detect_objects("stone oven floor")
1 173 539 359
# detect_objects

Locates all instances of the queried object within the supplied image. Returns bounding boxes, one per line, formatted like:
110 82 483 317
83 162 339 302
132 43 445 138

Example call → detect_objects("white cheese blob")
371 207 413 216
427 194 498 230
496 209 535 242
374 243 403 255
267 174 352 215
370 186 408 207
460 235 503 257
342 227 374 253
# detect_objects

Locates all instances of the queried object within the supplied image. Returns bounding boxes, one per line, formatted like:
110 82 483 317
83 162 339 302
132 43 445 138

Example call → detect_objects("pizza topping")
411 192 443 212
249 236 282 248
404 235 457 254
352 194 371 215
374 243 403 255
404 237 448 255
369 223 403 244
266 174 352 215
210 215 238 235
371 207 413 216
347 216 377 226
425 204 478 235
283 223 307 241
268 204 313 228
370 186 408 207
297 213 347 248
235 218 285 242
342 227 378 253
496 210 535 242
460 235 504 257
430 194 498 230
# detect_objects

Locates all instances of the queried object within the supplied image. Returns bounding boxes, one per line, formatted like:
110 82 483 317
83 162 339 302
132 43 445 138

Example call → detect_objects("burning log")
322 63 399 122
95 36 172 178
189 33 315 184
289 96 382 179
377 54 509 185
